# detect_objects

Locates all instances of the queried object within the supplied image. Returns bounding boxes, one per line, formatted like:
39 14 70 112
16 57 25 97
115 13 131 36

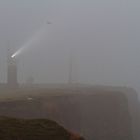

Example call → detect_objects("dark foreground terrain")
0 116 84 140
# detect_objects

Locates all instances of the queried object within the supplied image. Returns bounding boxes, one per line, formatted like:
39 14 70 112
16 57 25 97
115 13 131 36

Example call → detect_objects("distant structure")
26 76 34 85
68 54 73 84
68 47 73 84
7 48 18 88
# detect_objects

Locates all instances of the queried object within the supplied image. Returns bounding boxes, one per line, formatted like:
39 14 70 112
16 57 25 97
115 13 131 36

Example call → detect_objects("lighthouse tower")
7 48 18 88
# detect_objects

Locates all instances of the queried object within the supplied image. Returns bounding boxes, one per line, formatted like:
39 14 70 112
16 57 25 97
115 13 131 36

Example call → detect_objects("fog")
0 0 140 94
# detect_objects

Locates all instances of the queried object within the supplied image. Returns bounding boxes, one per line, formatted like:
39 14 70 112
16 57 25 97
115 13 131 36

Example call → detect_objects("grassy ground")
0 116 71 140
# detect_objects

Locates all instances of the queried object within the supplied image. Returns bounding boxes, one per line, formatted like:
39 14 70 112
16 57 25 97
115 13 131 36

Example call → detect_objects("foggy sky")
0 0 140 94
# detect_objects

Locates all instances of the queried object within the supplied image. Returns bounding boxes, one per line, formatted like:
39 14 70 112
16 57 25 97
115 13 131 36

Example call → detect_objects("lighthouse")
7 48 18 88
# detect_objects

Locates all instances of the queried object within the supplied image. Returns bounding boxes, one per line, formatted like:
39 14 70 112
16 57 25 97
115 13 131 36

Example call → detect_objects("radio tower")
68 46 74 84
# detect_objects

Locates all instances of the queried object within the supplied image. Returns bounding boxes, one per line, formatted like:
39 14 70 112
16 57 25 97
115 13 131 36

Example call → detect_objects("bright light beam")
11 22 50 58
11 47 24 58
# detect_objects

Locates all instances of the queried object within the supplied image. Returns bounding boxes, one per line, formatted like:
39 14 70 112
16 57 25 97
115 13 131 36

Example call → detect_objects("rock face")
78 91 133 140
0 116 84 140
116 88 140 140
